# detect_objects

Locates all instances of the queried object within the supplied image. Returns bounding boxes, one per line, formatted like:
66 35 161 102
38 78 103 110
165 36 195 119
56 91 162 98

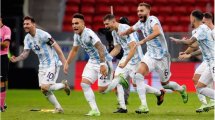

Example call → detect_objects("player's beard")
140 16 147 23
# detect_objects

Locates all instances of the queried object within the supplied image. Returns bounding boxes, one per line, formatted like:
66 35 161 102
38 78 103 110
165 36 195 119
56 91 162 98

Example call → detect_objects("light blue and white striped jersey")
132 16 169 59
73 27 112 64
192 24 215 61
24 28 62 68
112 23 142 65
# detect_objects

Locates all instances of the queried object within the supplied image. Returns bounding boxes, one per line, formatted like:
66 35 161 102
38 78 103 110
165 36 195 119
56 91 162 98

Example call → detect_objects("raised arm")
94 41 106 63
10 49 30 62
109 44 121 57
119 27 135 37
119 41 137 68
138 24 161 45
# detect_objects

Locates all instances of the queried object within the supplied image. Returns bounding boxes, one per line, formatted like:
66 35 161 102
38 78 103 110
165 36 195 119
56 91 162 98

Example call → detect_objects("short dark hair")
103 14 115 21
138 2 151 10
73 13 84 20
191 10 203 21
204 12 213 20
23 16 36 23
119 17 130 25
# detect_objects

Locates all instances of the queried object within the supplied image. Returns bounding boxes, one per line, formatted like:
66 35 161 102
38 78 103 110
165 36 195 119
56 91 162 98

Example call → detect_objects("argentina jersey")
73 27 112 64
112 23 141 65
192 24 215 61
24 29 61 68
133 16 168 59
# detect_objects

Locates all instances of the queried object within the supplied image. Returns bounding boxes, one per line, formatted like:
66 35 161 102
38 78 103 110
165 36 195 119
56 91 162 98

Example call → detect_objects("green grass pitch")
1 89 214 120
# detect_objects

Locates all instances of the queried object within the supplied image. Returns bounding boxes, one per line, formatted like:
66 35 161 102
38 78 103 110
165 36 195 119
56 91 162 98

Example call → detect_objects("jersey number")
164 69 169 79
47 72 54 81
34 45 40 51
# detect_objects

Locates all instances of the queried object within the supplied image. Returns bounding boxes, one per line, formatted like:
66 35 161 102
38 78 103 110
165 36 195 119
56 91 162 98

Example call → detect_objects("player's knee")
161 81 169 86
41 89 48 96
134 73 144 82
41 84 50 91
81 82 90 90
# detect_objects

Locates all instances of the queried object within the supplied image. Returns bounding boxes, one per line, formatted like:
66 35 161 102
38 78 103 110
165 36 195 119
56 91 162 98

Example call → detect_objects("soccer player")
119 2 188 104
103 14 165 114
170 11 215 112
64 13 128 116
10 16 70 113
0 17 11 112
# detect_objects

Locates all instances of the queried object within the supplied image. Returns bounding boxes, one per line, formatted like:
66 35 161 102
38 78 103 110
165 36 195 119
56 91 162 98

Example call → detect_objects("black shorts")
1 55 9 82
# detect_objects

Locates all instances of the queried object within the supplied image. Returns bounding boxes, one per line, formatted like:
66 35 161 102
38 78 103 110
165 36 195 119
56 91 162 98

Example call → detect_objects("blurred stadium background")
1 0 214 91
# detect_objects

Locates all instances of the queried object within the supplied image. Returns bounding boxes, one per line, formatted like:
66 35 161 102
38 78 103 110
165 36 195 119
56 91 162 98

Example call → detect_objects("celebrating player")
119 2 188 105
10 16 70 113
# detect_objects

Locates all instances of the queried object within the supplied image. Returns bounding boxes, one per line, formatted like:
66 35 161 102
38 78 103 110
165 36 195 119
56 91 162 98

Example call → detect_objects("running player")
0 17 11 112
10 16 70 113
64 13 128 116
170 11 215 112
103 14 165 114
119 2 188 105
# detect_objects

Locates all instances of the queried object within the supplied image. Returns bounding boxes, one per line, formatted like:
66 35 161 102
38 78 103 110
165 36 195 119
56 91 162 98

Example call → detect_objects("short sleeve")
132 21 141 31
73 34 79 46
192 26 207 41
112 31 118 46
88 30 100 45
42 31 52 42
150 17 159 28
212 29 215 40
3 27 11 41
23 36 31 50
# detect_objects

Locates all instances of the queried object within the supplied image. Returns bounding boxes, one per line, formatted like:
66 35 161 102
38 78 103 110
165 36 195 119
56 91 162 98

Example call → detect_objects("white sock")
49 83 65 91
197 93 207 105
104 77 120 93
208 82 215 102
117 84 126 109
197 87 215 100
144 84 161 96
45 91 61 109
163 81 183 92
136 79 148 107
81 83 99 111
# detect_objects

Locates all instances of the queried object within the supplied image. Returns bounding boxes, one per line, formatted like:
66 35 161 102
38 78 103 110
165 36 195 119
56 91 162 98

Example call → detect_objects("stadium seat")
92 23 104 31
162 25 170 32
179 16 190 25
158 7 172 15
157 16 165 25
124 0 138 5
156 0 168 5
63 25 73 31
150 6 159 16
65 6 79 15
170 26 184 32
95 0 110 5
96 5 111 14
93 16 104 23
173 6 187 15
81 5 95 15
128 15 138 25
81 0 95 5
165 16 179 25
109 0 124 5
84 15 93 25
181 0 196 5
63 16 72 24
114 6 129 15
66 0 81 6
137 0 153 5
168 0 182 5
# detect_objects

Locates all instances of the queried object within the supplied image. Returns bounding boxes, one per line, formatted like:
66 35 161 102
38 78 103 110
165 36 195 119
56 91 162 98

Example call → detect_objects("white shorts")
38 65 60 86
115 59 139 83
82 61 114 87
199 60 215 85
141 54 171 83
194 61 207 75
